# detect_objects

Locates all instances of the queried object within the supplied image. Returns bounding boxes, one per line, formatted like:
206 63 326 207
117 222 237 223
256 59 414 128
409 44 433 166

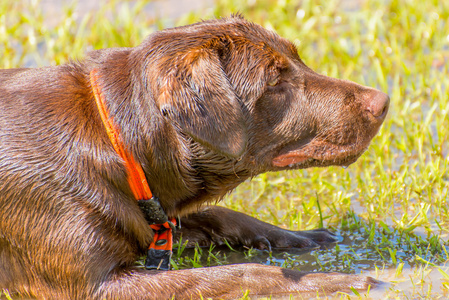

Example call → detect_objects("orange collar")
90 69 152 200
90 69 175 270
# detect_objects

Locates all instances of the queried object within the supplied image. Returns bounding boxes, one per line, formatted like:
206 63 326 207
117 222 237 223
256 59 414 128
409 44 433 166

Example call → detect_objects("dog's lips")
272 140 370 168
272 152 309 167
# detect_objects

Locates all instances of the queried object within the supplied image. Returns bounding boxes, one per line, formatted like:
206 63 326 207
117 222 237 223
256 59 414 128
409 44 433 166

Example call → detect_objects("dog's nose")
365 90 390 120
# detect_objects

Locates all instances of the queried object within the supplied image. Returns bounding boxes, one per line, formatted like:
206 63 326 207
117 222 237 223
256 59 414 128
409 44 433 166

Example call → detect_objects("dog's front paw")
252 228 338 251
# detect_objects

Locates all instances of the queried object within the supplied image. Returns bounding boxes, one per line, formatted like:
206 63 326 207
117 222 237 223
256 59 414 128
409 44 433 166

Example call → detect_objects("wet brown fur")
0 16 389 299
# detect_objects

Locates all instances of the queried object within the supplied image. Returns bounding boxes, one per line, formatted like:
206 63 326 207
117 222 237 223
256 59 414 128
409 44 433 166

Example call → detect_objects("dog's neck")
143 138 253 217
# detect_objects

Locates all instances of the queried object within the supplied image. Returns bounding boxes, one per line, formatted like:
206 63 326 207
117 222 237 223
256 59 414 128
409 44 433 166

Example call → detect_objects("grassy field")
1 0 448 299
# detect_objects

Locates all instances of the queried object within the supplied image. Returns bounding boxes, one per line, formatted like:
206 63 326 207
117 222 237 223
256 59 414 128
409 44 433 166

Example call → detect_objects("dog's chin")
271 140 369 170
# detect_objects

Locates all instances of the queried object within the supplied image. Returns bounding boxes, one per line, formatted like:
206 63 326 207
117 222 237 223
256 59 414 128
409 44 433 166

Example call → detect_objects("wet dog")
0 16 389 299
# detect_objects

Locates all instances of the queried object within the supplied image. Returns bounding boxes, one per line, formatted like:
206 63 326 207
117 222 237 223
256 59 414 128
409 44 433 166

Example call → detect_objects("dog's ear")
156 42 247 158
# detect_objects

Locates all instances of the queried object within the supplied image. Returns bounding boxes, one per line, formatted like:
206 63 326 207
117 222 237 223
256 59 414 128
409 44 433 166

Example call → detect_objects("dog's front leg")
176 206 338 251
98 263 378 299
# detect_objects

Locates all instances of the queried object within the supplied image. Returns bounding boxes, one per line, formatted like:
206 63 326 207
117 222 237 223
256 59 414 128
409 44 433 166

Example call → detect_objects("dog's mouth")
272 139 370 169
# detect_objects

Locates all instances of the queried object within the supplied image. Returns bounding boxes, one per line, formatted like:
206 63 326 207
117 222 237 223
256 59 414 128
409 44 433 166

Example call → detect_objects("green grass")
2 0 449 299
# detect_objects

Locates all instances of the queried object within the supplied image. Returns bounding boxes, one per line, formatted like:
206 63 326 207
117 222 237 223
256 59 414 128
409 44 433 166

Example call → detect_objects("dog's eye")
267 77 279 87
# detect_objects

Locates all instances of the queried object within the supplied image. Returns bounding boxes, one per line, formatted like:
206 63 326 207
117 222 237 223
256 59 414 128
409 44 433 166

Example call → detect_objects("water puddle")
171 214 449 298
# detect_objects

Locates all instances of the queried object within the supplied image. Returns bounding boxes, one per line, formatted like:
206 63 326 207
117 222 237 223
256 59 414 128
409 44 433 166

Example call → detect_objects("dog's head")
86 16 390 212
129 16 388 174
84 15 389 183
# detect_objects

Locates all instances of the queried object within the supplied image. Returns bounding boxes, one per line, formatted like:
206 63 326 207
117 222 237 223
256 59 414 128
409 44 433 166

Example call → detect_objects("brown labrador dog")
0 16 389 299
